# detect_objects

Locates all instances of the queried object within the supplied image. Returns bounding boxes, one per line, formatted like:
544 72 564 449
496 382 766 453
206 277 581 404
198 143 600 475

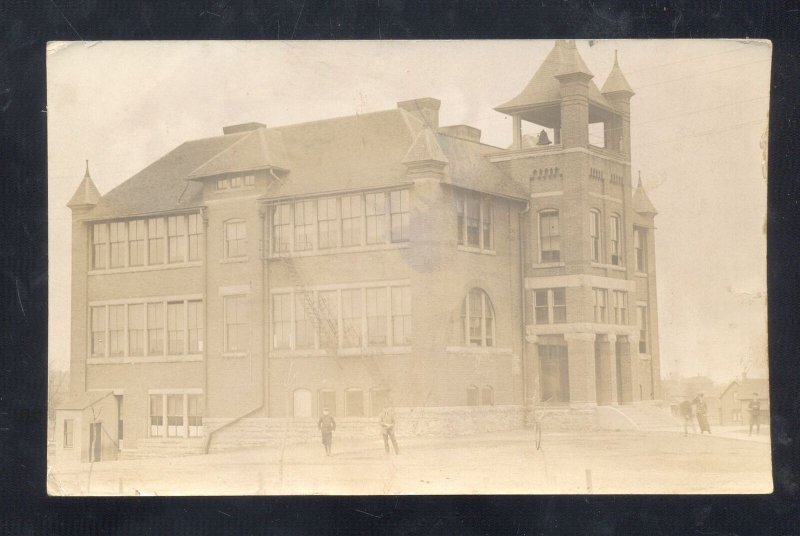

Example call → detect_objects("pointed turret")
67 160 101 210
633 174 658 215
555 39 594 80
601 50 634 97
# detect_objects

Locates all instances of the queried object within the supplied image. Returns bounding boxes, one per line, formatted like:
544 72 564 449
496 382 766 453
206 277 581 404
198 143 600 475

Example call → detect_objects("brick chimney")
397 98 441 130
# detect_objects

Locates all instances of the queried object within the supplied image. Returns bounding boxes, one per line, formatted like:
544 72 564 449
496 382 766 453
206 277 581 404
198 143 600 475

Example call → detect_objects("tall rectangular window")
166 394 183 437
109 221 127 268
294 200 314 251
167 301 185 354
466 195 480 247
272 294 292 349
231 175 243 189
128 303 144 356
553 288 566 323
635 228 647 272
365 192 386 244
534 289 549 324
187 394 203 437
390 189 410 242
539 210 560 262
91 306 106 357
149 395 163 437
318 290 339 349
224 295 248 352
593 288 608 323
341 289 362 348
533 288 566 324
187 300 203 353
482 200 493 249
148 218 165 265
92 223 108 270
225 220 247 258
272 204 291 253
63 419 74 448
610 214 622 266
590 210 601 262
187 213 203 261
614 291 628 324
167 215 185 263
366 287 387 346
294 292 314 349
128 219 146 267
108 305 125 356
341 195 362 247
638 305 648 353
147 303 164 355
391 286 412 345
317 197 338 249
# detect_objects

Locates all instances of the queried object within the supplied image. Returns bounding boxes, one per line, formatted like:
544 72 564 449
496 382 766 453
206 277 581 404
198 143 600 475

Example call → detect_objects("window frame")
589 209 601 262
224 294 249 353
593 288 608 323
634 227 648 273
638 305 648 353
462 288 496 347
533 287 566 325
610 213 623 266
149 392 204 438
224 219 247 259
538 209 561 262
63 419 74 449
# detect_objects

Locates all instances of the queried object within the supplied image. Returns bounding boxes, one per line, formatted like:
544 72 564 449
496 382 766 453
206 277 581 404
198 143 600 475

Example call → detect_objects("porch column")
564 332 596 405
607 334 619 404
616 336 634 404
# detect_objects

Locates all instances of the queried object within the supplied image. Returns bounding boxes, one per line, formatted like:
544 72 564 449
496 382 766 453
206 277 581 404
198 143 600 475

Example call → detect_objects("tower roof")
601 50 635 96
633 175 658 215
495 40 611 114
66 160 101 209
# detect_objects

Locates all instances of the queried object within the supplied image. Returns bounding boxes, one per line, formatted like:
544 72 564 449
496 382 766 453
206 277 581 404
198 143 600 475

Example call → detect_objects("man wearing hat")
748 393 761 436
318 407 336 456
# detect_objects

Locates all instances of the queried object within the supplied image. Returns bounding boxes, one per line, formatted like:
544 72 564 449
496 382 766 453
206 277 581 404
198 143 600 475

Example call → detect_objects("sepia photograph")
46 39 771 495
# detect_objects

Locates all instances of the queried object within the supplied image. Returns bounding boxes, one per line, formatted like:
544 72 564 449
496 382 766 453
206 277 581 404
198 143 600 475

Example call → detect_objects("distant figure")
679 398 696 436
318 407 336 456
536 129 552 146
693 393 711 434
748 393 761 436
379 407 400 454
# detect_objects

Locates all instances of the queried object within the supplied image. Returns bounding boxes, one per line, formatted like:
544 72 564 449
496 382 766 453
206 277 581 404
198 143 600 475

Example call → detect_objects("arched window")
466 385 479 406
589 209 601 262
610 214 622 265
462 288 495 347
539 210 560 262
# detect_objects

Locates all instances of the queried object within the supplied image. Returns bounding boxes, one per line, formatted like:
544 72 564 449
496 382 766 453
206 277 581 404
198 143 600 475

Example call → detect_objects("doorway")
89 422 102 462
293 389 312 418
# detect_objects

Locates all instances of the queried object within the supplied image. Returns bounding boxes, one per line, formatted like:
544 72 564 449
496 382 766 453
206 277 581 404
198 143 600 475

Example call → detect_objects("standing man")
318 407 336 456
379 407 400 454
693 393 711 434
679 397 695 436
748 392 761 436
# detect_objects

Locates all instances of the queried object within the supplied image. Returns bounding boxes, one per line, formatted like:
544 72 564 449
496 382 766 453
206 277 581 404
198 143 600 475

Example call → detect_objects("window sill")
591 262 627 272
635 271 649 278
221 352 248 358
88 261 203 276
87 354 203 365
457 245 496 256
269 242 410 259
445 346 513 355
271 346 412 358
531 261 565 269
220 256 249 264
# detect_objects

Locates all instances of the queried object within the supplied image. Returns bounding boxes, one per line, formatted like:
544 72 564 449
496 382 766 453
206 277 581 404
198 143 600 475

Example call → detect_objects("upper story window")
539 210 560 262
217 174 255 190
593 288 608 323
224 294 248 353
610 214 622 266
90 297 203 359
456 192 493 251
91 213 203 272
224 219 247 258
589 209 601 262
634 228 647 273
613 290 628 324
269 189 409 255
533 288 566 324
462 288 495 347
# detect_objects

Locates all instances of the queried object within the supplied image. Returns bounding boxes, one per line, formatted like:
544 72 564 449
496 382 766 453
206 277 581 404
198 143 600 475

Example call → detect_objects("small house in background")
718 377 769 426
54 390 119 465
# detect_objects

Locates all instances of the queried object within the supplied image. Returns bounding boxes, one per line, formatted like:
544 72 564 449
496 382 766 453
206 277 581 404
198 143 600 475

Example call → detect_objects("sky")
47 40 771 383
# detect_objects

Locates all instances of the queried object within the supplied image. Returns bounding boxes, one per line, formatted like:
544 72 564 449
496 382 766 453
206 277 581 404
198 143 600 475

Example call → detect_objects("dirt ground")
47 428 773 496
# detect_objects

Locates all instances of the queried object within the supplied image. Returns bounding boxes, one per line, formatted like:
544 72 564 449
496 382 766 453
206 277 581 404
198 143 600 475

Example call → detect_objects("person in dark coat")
379 407 399 454
693 393 711 434
748 393 761 436
679 398 696 436
318 407 336 456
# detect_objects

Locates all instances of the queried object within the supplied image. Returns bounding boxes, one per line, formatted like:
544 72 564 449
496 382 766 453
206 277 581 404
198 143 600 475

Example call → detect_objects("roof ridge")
186 129 257 178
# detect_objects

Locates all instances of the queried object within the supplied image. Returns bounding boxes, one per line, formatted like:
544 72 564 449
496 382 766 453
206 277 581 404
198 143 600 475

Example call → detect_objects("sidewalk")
665 424 771 444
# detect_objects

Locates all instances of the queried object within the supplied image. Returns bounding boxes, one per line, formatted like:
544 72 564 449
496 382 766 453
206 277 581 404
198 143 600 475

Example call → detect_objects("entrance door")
293 389 312 418
90 422 102 462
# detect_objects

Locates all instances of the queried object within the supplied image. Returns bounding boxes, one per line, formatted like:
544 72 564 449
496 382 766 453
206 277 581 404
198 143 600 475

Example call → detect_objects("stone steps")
119 438 207 459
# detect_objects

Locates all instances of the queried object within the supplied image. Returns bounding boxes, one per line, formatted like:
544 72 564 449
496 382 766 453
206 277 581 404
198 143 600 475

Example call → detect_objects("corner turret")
67 160 101 210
